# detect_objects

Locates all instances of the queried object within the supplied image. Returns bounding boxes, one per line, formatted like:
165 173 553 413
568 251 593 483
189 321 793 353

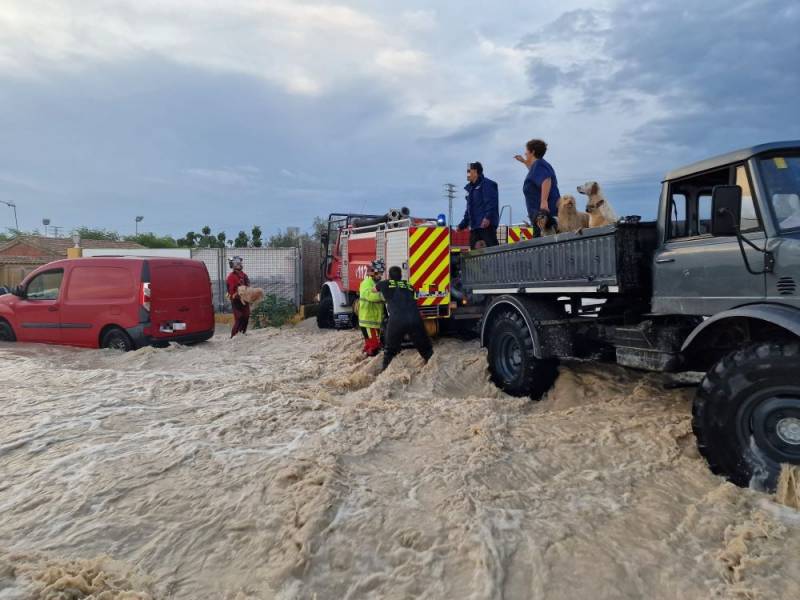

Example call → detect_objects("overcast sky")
1 0 798 238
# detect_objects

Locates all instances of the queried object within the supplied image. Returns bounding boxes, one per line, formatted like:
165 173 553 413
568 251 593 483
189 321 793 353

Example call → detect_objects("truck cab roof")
664 140 800 182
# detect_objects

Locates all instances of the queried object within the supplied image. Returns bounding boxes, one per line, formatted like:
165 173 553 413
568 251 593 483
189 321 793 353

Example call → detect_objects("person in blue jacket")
515 138 561 233
457 161 499 249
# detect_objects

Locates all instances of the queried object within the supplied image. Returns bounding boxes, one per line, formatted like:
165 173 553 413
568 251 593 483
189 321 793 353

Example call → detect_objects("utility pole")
0 200 18 232
52 226 63 237
443 183 457 228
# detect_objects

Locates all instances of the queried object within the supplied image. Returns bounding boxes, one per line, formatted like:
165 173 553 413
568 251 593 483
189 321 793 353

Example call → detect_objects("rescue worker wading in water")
376 266 433 371
226 256 250 338
358 259 385 356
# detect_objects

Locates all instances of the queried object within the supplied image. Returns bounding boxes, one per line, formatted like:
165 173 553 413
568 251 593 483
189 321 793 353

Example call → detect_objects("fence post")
218 249 226 313
296 246 303 308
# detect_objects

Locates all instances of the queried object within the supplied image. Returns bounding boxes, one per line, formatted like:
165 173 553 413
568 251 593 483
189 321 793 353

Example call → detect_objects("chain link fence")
192 247 302 313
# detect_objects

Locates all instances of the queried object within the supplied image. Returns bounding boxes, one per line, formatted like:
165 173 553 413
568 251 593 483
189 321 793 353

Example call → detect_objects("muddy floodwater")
1 321 798 599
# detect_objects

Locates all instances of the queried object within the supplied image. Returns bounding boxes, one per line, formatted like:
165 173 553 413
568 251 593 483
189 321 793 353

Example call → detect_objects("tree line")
0 218 329 249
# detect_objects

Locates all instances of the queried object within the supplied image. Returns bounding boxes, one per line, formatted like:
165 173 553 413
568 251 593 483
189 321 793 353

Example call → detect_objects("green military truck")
460 141 800 491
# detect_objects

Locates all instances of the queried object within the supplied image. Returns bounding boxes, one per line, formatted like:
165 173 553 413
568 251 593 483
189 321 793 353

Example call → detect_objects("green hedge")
250 294 296 328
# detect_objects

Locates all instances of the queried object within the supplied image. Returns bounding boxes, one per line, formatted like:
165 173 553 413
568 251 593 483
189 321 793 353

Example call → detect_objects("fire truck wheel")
692 343 800 491
487 310 558 400
317 294 335 329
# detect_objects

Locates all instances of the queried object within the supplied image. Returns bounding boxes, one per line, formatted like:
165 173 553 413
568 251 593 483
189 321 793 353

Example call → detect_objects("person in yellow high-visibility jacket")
359 259 385 356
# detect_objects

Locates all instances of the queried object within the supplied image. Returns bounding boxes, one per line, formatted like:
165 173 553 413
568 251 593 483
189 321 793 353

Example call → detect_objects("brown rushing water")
1 321 798 599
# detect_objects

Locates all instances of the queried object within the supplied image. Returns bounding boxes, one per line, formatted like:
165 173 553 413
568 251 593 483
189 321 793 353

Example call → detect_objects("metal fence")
192 247 302 312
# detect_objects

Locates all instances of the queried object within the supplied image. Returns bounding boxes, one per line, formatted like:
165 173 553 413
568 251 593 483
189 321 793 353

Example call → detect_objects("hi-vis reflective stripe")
508 227 534 243
408 226 451 306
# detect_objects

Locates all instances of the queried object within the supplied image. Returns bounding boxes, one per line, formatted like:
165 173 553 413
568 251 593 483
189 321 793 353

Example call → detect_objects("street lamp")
0 200 19 232
135 215 144 235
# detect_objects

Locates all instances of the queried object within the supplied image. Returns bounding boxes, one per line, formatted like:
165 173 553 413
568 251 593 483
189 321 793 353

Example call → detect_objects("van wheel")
692 343 800 492
0 320 16 342
317 293 335 329
101 328 135 352
487 310 558 399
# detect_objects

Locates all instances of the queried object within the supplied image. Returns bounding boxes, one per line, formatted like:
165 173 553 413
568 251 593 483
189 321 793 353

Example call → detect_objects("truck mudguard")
681 303 800 352
322 281 352 314
480 295 567 359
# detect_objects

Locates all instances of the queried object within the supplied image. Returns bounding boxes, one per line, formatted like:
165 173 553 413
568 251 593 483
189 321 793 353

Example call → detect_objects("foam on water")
1 323 798 599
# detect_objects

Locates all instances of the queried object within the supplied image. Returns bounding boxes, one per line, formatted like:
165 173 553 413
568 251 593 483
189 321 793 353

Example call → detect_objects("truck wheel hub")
776 417 800 446
748 393 800 462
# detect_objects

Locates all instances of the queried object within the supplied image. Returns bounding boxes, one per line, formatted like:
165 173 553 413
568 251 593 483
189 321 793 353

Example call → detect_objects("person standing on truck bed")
457 161 500 249
515 139 561 233
359 260 385 357
226 256 250 338
377 266 434 371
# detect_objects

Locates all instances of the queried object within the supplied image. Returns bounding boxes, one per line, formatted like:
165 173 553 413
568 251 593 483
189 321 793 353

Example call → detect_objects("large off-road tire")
692 343 800 491
101 327 135 352
317 293 335 329
487 310 558 399
0 320 16 342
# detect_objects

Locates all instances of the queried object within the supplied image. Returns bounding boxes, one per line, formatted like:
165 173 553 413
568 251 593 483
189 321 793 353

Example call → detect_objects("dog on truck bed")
238 285 265 305
577 181 617 228
535 212 558 236
556 195 590 233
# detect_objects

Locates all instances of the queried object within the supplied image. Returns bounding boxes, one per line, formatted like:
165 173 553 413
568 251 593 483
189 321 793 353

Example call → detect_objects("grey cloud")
519 1 800 167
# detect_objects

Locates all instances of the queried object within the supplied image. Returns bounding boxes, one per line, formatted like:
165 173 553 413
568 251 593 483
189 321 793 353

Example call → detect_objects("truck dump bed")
461 222 658 296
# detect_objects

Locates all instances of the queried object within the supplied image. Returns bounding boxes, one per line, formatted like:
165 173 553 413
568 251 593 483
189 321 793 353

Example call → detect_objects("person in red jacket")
226 256 251 338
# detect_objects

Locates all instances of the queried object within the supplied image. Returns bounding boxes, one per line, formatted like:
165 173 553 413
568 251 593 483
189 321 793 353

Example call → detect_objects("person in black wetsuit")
376 266 434 371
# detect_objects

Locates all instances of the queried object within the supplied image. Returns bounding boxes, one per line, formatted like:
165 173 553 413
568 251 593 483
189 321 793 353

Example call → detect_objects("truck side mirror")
711 185 742 237
12 285 25 298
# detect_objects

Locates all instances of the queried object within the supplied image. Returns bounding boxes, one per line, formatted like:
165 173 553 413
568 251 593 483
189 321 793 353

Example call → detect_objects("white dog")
577 181 618 228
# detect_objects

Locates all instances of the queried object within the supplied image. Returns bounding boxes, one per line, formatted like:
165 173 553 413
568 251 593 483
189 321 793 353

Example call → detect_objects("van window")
151 264 209 299
26 269 64 300
67 266 136 301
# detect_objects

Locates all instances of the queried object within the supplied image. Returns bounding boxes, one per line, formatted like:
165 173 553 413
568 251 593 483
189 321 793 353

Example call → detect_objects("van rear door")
148 261 214 337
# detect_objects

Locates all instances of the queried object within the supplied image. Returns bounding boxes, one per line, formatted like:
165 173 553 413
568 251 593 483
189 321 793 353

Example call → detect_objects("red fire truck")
316 208 533 335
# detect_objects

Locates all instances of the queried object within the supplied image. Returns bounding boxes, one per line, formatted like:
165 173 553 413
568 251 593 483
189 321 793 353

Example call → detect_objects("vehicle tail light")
141 282 151 311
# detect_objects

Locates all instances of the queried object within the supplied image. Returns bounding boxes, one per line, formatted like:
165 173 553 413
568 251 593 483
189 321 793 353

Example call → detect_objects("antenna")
443 183 457 228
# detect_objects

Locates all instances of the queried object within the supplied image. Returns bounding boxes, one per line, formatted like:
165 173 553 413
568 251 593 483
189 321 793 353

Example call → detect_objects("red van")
0 257 215 350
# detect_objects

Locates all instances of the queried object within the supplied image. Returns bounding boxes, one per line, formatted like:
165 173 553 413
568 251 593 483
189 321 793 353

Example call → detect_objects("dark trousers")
231 301 250 337
470 227 499 249
382 316 434 370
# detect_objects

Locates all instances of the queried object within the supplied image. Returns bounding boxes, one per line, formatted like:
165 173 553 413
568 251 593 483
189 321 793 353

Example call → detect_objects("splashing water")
1 323 798 599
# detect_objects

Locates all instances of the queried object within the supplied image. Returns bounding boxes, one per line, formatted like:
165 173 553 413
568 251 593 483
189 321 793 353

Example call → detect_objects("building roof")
664 140 800 181
0 235 145 257
0 255 50 265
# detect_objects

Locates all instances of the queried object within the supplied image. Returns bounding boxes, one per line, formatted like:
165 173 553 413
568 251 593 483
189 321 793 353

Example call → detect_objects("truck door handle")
178 307 190 312
48 305 59 312
656 257 675 264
